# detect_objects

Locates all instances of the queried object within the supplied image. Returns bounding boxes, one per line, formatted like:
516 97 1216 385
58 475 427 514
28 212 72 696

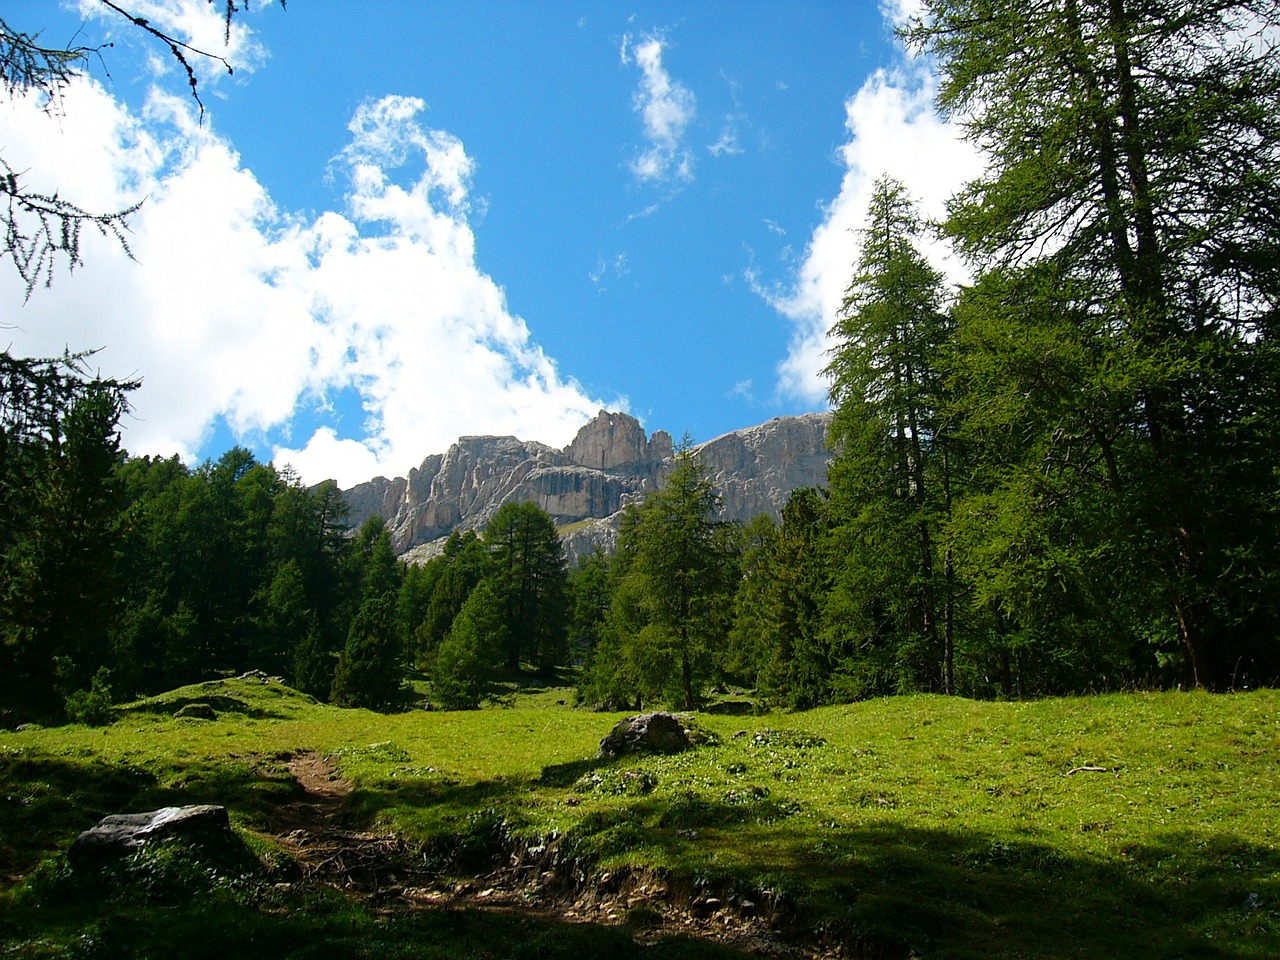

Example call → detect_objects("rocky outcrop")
695 413 832 523
565 410 674 470
599 712 695 757
342 410 832 561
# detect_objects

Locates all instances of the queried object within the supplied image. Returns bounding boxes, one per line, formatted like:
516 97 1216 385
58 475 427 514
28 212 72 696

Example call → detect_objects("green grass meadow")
2 679 1277 958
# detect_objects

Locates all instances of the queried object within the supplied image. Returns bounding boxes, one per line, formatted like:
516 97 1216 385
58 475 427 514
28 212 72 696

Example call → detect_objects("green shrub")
64 667 115 726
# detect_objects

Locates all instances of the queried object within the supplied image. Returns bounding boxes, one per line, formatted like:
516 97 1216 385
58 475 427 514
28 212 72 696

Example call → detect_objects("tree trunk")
681 651 694 711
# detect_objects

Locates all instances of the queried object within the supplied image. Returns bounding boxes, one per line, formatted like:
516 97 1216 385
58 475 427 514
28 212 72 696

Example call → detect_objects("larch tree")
910 0 1280 688
0 2 285 296
611 438 738 710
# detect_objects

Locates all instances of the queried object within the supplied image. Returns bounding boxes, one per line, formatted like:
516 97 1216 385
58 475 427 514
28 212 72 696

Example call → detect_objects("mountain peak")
564 410 673 470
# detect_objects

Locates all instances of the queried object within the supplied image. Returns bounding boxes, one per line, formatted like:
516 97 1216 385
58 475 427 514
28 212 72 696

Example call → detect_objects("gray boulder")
69 804 237 864
599 712 694 757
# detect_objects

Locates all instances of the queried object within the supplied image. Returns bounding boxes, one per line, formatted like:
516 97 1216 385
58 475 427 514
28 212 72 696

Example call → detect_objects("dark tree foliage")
331 593 405 711
483 501 569 674
823 177 960 697
106 449 355 702
581 440 740 710
567 550 612 667
0 352 135 722
432 579 505 709
415 531 490 668
730 489 834 708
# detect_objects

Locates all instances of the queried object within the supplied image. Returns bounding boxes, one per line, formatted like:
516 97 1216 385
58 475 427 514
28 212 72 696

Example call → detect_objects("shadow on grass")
1 888 765 960
6 752 1278 959
0 752 307 877
612 816 1280 960
349 766 1280 959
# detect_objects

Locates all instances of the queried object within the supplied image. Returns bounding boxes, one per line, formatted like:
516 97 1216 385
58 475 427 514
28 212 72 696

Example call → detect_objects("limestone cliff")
695 413 832 524
342 409 831 562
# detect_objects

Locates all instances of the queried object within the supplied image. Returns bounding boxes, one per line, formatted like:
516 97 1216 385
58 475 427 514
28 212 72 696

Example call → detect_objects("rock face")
342 409 832 562
696 413 831 523
564 410 673 470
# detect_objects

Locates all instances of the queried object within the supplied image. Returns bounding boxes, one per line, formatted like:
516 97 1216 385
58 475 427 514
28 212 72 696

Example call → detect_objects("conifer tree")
432 579 505 709
484 501 568 673
330 594 404 711
910 0 1280 688
597 439 737 710
823 176 959 696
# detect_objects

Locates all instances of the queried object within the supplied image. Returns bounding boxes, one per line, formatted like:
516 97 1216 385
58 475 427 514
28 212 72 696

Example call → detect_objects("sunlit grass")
2 679 1278 958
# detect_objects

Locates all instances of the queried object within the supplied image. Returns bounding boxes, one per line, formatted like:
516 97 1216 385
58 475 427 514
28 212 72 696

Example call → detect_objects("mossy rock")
174 702 218 720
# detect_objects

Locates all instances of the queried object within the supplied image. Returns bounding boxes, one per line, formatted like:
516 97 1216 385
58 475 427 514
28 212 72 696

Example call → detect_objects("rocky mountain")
341 410 832 563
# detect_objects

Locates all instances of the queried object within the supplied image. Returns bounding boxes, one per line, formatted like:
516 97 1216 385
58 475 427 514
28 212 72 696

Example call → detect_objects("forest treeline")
3 0 1280 722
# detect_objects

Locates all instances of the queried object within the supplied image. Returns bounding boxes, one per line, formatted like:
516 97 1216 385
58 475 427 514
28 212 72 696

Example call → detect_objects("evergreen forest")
4 0 1280 727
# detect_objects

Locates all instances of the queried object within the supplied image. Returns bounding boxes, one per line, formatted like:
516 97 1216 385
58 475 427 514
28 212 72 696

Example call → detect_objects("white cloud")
621 33 696 185
707 122 742 158
2 80 609 488
708 72 746 159
589 252 628 291
77 0 271 86
764 29 984 405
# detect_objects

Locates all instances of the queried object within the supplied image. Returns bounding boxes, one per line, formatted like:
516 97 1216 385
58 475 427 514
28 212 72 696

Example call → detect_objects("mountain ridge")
340 410 832 562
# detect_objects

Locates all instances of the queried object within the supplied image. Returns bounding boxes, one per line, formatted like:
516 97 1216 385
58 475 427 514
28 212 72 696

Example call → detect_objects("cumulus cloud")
2 80 608 488
763 12 984 405
621 33 696 185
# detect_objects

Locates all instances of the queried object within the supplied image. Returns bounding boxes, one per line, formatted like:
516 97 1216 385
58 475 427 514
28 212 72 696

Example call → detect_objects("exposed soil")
261 751 839 958
264 751 430 892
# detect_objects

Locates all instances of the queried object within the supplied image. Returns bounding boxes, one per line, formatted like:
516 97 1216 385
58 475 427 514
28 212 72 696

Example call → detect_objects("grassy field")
1 678 1277 958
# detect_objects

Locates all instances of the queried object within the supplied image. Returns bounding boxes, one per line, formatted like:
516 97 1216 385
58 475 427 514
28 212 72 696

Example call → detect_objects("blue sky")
4 1 980 487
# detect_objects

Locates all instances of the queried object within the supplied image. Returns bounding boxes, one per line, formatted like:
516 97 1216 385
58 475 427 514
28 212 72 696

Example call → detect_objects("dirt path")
261 752 822 957
265 751 428 892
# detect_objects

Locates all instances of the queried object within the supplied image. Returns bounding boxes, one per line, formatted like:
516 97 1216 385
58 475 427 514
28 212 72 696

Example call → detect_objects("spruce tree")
432 579 505 709
484 501 568 674
823 176 959 696
331 594 404 711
